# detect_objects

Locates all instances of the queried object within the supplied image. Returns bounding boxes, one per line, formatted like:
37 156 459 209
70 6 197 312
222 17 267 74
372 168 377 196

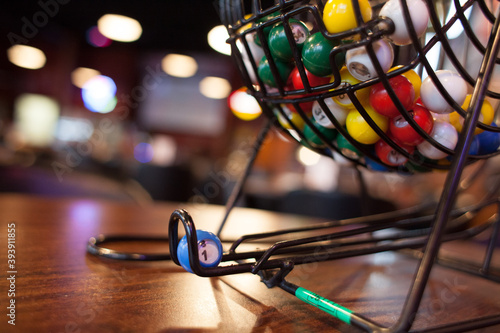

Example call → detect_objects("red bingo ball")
389 103 434 146
370 75 415 118
375 138 414 166
290 66 331 91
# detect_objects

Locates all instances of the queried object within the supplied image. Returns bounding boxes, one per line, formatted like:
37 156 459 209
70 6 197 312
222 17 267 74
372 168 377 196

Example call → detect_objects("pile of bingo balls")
231 0 500 172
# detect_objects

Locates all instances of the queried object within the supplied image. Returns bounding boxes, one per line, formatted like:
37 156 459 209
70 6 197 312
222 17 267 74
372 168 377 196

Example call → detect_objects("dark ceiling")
0 0 224 53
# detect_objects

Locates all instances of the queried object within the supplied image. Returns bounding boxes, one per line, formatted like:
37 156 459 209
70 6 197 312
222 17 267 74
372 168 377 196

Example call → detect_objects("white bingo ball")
417 121 458 160
312 98 349 129
238 33 265 84
346 39 394 81
420 70 468 114
380 0 429 46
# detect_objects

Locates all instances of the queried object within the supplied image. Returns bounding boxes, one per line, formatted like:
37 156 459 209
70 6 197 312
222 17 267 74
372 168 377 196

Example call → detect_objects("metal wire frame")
87 1 500 331
221 0 500 173
216 0 500 331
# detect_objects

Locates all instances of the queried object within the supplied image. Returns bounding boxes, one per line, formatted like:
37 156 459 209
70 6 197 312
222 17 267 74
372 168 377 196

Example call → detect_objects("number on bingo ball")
375 138 414 166
302 32 345 77
346 39 394 81
346 105 389 145
379 0 429 46
323 0 372 34
177 230 223 273
449 94 494 135
389 103 434 146
417 121 458 160
420 70 468 114
331 66 371 108
369 75 415 118
312 98 349 129
268 19 310 62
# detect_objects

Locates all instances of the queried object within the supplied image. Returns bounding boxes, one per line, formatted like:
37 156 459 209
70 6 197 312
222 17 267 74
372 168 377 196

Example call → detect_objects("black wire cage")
89 0 500 332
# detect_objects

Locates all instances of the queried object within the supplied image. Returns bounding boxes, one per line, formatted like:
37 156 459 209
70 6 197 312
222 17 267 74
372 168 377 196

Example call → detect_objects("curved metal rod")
87 234 170 261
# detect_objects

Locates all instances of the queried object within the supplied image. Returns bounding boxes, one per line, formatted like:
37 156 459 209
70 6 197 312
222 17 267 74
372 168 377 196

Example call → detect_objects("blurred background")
1 0 481 220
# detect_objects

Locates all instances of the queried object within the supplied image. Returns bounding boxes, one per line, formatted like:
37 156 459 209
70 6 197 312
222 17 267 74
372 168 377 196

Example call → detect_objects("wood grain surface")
0 194 499 332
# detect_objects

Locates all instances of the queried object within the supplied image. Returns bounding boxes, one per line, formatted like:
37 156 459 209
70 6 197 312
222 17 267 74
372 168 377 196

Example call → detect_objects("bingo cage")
88 0 500 331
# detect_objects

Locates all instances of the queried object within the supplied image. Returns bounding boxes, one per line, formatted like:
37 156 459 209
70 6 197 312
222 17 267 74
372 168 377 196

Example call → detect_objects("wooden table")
0 194 499 332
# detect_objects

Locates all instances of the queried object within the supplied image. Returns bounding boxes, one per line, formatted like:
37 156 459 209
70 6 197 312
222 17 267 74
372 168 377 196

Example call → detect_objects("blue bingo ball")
177 229 223 273
476 123 500 155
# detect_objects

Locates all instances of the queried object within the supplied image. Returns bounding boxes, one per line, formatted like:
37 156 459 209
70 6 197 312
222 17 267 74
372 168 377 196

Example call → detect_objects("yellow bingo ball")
323 0 372 34
449 94 494 135
276 105 306 130
331 66 371 108
388 65 422 100
346 105 388 145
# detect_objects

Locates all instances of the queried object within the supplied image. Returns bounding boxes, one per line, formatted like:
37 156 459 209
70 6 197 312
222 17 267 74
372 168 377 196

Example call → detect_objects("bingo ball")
380 0 429 45
177 229 223 273
375 138 414 166
311 97 349 129
336 133 362 159
346 105 389 145
323 0 372 34
257 55 293 87
475 123 500 155
303 118 338 147
417 121 458 160
276 104 306 130
420 70 468 114
331 66 371 108
346 39 394 81
389 103 434 146
449 94 494 135
268 19 310 62
302 32 345 77
369 75 415 118
388 65 422 99
290 66 331 90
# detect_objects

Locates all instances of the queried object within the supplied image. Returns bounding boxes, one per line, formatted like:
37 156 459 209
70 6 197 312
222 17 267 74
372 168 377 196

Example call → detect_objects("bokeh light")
134 142 154 163
71 67 101 88
161 53 198 78
7 44 46 70
14 93 60 147
81 75 117 113
199 77 232 99
297 146 321 166
86 26 112 47
97 14 142 42
208 25 231 55
228 87 262 121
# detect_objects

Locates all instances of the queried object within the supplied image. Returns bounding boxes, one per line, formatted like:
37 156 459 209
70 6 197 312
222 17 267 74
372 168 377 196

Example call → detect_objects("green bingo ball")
257 55 293 87
254 12 280 46
303 119 338 147
268 19 310 62
336 133 362 159
302 32 345 77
